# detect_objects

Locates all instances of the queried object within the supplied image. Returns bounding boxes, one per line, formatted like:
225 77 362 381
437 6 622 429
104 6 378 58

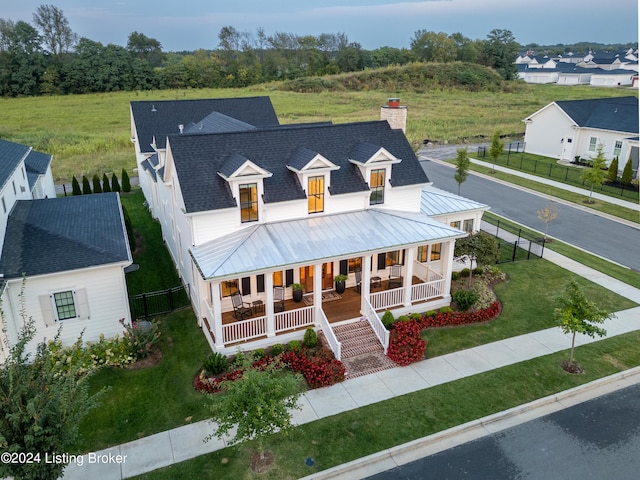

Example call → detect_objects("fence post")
534 160 538 173
565 168 569 181
512 241 517 262
142 293 149 319
548 163 553 177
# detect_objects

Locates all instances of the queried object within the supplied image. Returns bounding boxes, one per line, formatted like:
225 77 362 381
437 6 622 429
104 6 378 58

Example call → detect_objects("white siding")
1 264 131 355
524 105 577 159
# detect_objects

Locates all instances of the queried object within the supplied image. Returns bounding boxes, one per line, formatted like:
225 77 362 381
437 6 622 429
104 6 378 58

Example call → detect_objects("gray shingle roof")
183 111 257 134
0 139 30 191
555 96 638 134
130 97 279 153
0 193 131 278
24 149 53 192
168 120 430 214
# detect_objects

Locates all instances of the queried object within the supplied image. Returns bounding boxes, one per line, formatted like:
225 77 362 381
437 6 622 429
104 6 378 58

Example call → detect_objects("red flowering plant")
387 319 427 366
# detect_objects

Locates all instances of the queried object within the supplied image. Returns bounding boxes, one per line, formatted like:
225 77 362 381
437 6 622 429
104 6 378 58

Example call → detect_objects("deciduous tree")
489 130 504 172
454 231 499 287
454 147 470 195
554 280 611 371
481 29 518 80
32 4 76 57
536 200 558 242
582 144 607 203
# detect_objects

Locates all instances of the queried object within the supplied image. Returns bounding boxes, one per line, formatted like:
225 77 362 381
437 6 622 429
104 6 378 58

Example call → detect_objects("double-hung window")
239 183 258 223
54 291 77 320
369 169 385 205
613 141 623 157
308 176 324 213
588 137 598 152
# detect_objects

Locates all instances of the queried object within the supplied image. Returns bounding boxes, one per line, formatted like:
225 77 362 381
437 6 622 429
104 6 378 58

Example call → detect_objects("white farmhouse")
130 97 488 357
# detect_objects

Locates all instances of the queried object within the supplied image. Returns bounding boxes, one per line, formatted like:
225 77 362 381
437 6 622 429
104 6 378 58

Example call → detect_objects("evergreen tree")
621 155 634 186
71 175 82 195
606 156 619 184
92 174 102 193
454 147 470 195
111 172 121 192
0 295 105 480
81 175 92 194
102 173 111 192
121 168 131 192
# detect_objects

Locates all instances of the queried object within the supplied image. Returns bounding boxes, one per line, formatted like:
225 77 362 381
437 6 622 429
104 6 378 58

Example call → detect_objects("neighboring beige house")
0 140 132 361
523 96 639 176
130 97 489 356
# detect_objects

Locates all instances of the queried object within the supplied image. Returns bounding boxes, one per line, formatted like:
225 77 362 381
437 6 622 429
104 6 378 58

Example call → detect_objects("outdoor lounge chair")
388 264 403 289
274 286 285 312
231 292 252 320
355 269 362 293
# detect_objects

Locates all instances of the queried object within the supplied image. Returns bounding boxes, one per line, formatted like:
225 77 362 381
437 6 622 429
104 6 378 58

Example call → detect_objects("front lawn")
133 331 640 480
424 259 636 357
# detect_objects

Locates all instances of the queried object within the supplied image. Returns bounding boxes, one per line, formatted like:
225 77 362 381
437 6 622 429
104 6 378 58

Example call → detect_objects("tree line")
4 4 629 97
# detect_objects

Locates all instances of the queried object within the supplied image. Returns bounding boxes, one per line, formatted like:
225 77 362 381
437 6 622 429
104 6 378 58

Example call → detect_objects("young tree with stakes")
454 147 470 195
536 200 558 243
581 144 607 203
554 280 612 372
488 130 504 173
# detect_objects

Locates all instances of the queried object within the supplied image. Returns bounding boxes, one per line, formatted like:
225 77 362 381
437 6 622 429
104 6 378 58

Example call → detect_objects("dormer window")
308 176 325 213
369 169 385 205
239 183 258 223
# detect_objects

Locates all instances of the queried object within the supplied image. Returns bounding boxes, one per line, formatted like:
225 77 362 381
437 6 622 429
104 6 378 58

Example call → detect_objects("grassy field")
0 83 634 183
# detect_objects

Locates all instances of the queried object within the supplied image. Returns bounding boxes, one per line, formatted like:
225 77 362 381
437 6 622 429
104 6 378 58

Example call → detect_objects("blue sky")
3 0 638 52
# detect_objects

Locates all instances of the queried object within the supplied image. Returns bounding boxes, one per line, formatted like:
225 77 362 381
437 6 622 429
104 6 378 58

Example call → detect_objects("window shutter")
377 253 386 270
39 295 55 326
75 289 90 320
339 260 348 276
285 269 294 286
257 274 265 293
241 277 251 296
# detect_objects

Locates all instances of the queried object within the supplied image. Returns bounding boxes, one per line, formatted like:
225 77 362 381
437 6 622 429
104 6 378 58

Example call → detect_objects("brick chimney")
380 98 407 133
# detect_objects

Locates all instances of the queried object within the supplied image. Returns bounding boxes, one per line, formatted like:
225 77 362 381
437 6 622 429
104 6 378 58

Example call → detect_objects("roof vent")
178 124 184 134
151 104 157 112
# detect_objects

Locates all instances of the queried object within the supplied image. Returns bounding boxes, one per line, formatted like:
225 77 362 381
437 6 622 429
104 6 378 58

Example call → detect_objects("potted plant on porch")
334 274 348 294
290 283 304 302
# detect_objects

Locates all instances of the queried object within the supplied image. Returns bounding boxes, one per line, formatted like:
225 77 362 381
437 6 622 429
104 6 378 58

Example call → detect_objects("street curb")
299 366 640 480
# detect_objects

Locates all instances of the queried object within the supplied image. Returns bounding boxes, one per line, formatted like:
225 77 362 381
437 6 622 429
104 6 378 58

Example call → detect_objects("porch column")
442 241 454 301
360 254 371 314
313 263 323 325
211 282 224 348
265 273 275 337
404 246 416 307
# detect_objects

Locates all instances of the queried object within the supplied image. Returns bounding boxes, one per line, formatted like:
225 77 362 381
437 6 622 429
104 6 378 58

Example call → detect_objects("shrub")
281 348 345 388
451 271 460 281
270 343 284 356
111 173 121 192
387 320 427 366
410 313 422 321
460 268 471 277
381 310 395 329
473 266 484 276
397 315 410 322
82 175 92 194
607 156 619 183
439 306 453 314
452 289 479 311
71 176 82 195
102 173 111 193
232 351 247 368
92 174 102 193
203 352 229 375
303 328 318 348
424 310 436 318
419 301 502 329
253 348 266 360
122 168 131 192
120 318 161 360
288 340 302 353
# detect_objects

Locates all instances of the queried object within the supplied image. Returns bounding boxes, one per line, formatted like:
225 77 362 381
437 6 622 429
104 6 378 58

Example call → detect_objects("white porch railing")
370 287 404 310
318 309 341 361
275 306 315 333
363 298 389 354
223 316 267 343
411 277 445 303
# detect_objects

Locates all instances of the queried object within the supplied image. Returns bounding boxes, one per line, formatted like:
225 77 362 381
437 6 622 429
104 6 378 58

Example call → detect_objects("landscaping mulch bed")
125 348 163 370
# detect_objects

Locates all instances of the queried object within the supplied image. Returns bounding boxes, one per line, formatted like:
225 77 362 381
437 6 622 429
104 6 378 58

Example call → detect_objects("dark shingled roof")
24 149 53 192
0 193 131 278
130 97 279 153
0 139 30 190
168 120 430 214
183 111 257 134
555 96 638 134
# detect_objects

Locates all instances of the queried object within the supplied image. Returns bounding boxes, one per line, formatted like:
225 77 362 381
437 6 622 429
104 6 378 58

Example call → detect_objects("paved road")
418 154 640 271
366 383 640 480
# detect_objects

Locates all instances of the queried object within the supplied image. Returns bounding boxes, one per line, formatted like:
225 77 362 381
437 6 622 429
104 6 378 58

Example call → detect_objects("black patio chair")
274 286 285 313
231 292 252 320
388 264 403 289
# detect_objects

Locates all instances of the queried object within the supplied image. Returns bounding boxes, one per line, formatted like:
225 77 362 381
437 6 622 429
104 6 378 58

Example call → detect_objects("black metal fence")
483 221 545 263
129 284 191 319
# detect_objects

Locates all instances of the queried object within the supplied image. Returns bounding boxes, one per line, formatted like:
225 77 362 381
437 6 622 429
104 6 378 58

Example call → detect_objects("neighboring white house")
523 96 639 176
0 140 132 361
130 97 489 356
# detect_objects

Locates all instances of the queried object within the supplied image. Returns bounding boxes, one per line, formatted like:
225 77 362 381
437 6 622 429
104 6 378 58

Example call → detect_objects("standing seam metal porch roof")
190 209 466 281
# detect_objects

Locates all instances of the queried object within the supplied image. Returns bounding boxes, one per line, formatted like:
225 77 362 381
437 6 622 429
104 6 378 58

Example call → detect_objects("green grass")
133 331 640 480
73 309 211 453
0 84 634 182
425 260 637 358
121 189 181 295
483 212 640 289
